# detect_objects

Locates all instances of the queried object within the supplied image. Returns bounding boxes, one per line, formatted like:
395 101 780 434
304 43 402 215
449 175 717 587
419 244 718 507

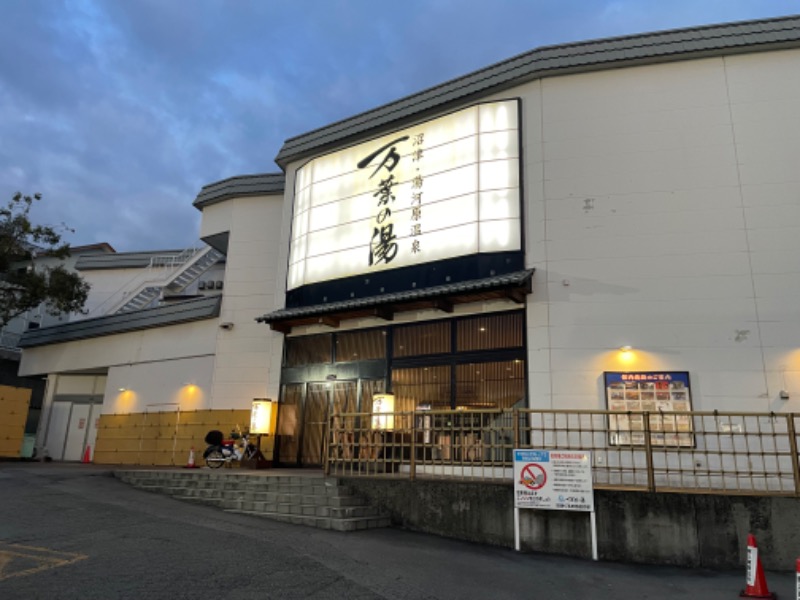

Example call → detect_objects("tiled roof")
257 269 534 323
193 173 286 210
275 15 800 167
18 296 222 348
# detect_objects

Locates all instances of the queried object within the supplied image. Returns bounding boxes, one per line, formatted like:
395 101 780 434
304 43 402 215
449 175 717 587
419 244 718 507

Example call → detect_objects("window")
393 321 450 357
335 329 387 362
391 365 451 411
457 312 523 352
455 360 525 410
284 334 332 366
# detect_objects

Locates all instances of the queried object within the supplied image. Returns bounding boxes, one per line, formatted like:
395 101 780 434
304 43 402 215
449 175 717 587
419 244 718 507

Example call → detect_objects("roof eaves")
193 173 286 210
274 15 800 168
18 296 222 348
257 269 535 324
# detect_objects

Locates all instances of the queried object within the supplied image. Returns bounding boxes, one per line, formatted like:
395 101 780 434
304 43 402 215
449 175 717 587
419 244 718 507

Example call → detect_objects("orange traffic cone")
796 558 799 599
81 445 92 463
740 533 775 599
184 447 198 469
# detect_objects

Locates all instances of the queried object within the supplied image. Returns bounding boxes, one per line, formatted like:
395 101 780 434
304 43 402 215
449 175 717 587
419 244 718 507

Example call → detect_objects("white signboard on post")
512 449 598 560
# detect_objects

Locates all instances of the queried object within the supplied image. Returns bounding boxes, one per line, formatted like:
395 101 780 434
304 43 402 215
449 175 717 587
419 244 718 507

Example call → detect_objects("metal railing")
148 246 202 269
83 245 205 318
325 409 800 496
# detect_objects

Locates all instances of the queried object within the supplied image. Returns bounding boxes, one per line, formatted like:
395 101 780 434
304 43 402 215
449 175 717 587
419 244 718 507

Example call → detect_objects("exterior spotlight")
118 387 127 392
620 345 633 352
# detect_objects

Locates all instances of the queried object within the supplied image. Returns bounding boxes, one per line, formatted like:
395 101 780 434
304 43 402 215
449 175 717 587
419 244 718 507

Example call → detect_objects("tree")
0 192 90 327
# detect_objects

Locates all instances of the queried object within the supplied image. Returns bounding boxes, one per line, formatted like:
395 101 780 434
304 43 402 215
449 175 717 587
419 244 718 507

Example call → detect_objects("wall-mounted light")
616 345 636 365
219 322 234 330
118 387 127 392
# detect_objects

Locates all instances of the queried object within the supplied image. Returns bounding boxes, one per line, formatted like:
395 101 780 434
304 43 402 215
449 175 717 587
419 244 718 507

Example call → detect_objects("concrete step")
331 516 391 532
225 510 390 531
151 484 362 505
226 497 385 519
172 494 225 507
114 470 389 532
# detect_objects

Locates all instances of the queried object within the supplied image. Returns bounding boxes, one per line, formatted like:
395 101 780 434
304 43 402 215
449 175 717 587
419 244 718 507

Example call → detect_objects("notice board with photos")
604 372 695 447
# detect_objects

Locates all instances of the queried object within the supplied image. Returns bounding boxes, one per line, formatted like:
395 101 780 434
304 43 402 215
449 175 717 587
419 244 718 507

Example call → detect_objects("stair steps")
114 470 390 532
117 286 162 313
115 247 224 314
166 248 224 293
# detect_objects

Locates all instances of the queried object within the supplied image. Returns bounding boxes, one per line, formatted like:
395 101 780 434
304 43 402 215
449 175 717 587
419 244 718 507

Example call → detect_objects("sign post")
513 449 597 560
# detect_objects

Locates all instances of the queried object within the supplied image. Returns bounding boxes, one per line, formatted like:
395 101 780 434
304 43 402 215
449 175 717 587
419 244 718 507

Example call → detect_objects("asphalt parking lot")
0 462 795 599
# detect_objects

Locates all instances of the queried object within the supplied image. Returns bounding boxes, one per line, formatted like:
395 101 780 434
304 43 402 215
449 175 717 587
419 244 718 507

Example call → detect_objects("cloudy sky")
2 0 798 252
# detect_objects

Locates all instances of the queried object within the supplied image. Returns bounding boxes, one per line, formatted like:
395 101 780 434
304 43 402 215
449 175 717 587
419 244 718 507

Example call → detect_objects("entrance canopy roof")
258 269 534 334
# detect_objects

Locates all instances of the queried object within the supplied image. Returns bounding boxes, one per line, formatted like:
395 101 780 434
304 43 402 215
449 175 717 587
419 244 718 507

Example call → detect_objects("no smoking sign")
519 463 546 490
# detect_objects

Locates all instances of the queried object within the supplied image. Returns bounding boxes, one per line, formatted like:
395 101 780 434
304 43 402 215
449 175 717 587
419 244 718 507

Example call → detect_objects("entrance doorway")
277 379 384 467
44 398 101 461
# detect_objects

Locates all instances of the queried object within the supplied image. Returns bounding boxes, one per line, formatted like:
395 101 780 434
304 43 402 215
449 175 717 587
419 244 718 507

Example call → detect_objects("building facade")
0 243 114 459
18 15 800 466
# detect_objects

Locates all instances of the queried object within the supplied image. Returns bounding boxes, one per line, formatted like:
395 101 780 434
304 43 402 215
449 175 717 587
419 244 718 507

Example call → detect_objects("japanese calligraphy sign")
604 372 695 447
288 99 521 290
513 449 594 512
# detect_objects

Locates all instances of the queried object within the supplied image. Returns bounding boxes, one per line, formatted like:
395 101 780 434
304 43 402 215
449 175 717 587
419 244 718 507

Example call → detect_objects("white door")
45 402 72 460
86 404 101 459
63 404 92 461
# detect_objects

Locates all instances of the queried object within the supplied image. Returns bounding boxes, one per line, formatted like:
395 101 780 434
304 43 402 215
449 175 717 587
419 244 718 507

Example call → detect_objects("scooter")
203 427 258 468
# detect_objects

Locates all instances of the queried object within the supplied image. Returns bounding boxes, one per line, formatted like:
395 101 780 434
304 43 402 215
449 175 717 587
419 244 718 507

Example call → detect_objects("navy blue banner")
604 371 690 387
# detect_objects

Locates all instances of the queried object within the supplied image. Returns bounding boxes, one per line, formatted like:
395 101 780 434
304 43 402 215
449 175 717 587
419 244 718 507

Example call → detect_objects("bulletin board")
604 372 694 447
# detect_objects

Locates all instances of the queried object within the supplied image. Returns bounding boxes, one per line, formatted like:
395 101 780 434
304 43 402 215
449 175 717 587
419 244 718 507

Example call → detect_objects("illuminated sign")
250 398 278 435
288 99 521 290
371 393 395 431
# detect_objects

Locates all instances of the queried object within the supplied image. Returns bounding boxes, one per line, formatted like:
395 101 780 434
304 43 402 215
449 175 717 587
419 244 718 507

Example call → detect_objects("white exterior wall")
209 194 285 408
52 375 107 396
199 201 233 241
79 268 137 316
25 46 799 425
79 267 157 318
78 260 226 319
279 48 800 415
104 356 214 414
20 192 285 420
19 320 217 376
272 172 298 397
503 49 800 412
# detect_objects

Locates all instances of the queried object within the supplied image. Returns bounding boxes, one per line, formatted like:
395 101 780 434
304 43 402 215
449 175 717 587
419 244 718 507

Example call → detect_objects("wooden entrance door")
277 380 358 467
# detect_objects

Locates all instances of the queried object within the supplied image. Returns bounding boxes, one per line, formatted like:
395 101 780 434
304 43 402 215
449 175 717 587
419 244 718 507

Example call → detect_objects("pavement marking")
0 541 87 581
